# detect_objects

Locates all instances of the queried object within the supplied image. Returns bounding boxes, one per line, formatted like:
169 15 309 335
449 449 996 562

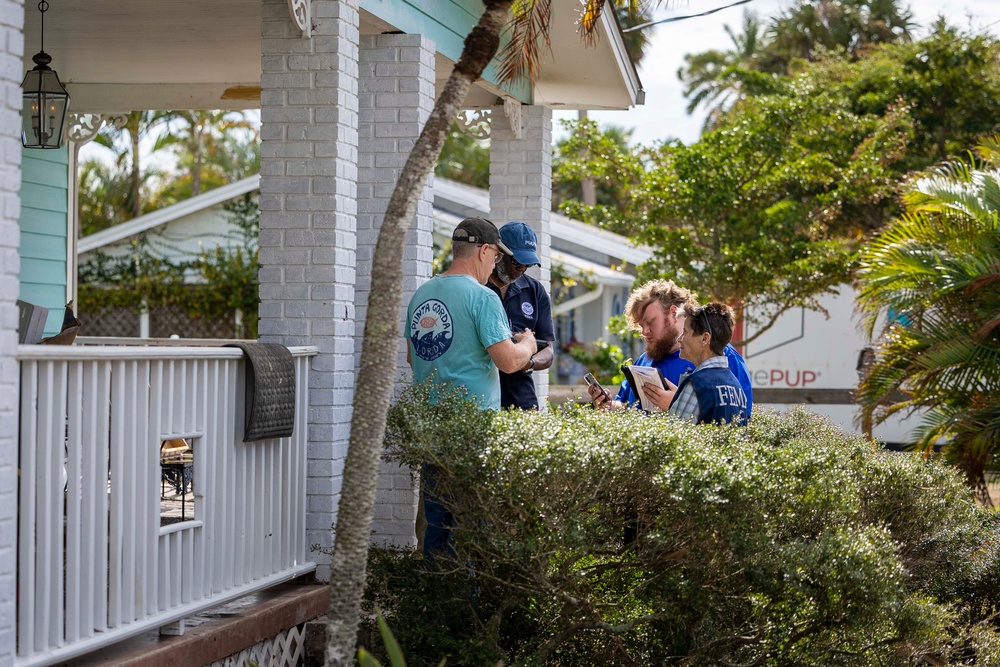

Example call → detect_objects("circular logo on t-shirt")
521 302 534 317
409 298 453 361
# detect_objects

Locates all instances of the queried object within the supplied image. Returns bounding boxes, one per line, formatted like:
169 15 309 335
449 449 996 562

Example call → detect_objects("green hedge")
364 386 1000 666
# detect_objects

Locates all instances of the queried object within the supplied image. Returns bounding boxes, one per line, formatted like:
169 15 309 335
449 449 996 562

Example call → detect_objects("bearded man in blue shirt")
588 279 753 418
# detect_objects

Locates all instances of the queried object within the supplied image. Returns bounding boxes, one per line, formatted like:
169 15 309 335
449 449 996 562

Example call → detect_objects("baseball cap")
499 221 541 266
453 217 512 256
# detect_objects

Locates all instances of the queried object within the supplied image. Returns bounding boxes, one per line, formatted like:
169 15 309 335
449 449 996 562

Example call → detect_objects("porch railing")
16 343 318 667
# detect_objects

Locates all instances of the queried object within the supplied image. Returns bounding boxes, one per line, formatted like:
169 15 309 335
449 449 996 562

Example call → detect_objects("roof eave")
531 5 644 111
77 175 260 254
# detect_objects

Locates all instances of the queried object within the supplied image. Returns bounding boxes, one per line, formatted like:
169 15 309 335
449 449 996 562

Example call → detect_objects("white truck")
743 285 917 445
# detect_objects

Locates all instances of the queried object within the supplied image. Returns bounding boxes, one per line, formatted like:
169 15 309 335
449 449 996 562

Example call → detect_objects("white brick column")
357 33 435 549
0 2 21 660
489 104 554 406
259 0 360 580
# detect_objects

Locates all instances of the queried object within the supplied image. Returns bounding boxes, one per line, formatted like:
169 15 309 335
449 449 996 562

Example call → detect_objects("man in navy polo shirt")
485 222 556 410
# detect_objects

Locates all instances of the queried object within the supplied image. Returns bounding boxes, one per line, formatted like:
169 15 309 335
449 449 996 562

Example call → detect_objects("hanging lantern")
21 0 69 149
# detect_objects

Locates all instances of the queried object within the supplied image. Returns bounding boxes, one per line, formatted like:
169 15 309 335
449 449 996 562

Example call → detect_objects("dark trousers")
422 464 455 559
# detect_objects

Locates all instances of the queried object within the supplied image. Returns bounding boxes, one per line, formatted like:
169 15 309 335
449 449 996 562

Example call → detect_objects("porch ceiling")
24 0 638 113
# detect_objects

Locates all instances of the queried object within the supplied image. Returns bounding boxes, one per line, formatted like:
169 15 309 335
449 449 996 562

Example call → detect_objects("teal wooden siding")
361 0 531 103
19 147 69 336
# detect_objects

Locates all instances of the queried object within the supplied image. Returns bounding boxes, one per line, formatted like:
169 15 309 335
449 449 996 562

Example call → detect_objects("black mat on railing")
224 342 296 442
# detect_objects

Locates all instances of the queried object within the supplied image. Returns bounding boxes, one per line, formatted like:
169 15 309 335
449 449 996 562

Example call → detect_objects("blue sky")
555 0 1000 146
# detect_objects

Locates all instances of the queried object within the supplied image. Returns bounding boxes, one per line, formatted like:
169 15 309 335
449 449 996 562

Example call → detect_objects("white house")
77 174 649 370
4 1 642 665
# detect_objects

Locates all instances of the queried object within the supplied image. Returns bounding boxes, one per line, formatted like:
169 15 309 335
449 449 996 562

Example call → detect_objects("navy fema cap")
499 221 541 266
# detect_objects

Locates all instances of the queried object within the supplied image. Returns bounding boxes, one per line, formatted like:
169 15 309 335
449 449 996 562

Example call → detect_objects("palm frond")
497 0 553 84
856 136 1000 496
580 0 610 42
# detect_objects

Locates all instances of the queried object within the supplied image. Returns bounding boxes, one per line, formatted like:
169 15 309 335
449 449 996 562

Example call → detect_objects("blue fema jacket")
676 366 749 426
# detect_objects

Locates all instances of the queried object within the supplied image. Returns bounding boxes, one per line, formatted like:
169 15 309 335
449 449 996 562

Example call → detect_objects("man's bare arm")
488 330 537 374
523 343 555 371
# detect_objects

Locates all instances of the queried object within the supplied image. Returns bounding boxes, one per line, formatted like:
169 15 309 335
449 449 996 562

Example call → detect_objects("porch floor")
59 577 327 667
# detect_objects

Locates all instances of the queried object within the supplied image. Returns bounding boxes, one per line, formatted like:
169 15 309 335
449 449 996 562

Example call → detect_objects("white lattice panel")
210 623 305 667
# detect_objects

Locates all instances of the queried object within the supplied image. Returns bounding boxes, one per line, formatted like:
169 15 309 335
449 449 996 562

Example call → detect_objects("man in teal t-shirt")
406 217 538 556
408 274 509 409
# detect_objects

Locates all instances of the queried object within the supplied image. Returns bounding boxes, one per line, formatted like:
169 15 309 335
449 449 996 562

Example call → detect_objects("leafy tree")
156 110 258 198
559 91 913 340
561 25 1000 344
689 20 1000 173
812 20 1000 168
678 10 773 130
326 1 666 664
677 0 916 135
856 137 1000 503
434 122 490 188
761 0 915 73
552 120 635 212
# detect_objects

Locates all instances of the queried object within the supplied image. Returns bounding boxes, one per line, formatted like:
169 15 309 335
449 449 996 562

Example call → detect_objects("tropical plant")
762 0 915 73
678 10 771 129
78 158 139 236
156 110 258 197
856 137 1000 504
90 110 174 219
616 3 650 64
326 2 665 664
80 109 261 234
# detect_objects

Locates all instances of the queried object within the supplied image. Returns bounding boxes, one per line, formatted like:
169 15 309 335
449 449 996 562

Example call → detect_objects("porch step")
61 578 328 667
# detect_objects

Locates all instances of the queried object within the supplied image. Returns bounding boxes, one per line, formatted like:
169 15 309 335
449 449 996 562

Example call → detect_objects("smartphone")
584 373 608 399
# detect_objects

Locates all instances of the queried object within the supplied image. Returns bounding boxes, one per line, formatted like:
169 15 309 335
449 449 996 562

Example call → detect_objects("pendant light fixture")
21 0 69 149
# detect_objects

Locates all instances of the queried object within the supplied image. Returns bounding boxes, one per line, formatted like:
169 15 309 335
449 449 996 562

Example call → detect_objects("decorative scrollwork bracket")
66 113 129 145
287 0 311 39
503 98 523 140
455 109 492 140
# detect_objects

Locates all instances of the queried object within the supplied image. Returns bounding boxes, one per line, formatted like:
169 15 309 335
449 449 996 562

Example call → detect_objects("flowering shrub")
364 385 1000 666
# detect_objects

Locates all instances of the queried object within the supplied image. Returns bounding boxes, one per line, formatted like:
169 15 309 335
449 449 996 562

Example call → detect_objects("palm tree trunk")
129 122 141 219
323 1 514 664
578 110 597 206
192 129 204 195
961 457 994 508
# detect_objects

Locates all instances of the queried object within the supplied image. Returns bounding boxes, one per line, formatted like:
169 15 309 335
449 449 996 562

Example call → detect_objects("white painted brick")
0 13 18 665
490 105 554 409
260 0 361 580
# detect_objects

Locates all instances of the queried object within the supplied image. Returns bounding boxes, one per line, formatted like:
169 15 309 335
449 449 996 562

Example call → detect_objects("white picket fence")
16 343 318 667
